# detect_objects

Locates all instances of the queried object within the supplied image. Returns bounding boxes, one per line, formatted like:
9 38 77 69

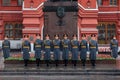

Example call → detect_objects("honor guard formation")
2 34 118 67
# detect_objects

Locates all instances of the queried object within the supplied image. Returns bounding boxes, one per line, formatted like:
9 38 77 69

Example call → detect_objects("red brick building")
0 0 120 52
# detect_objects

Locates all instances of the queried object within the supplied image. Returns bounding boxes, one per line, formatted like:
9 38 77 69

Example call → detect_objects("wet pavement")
0 75 120 80
0 64 120 80
3 63 117 70
0 55 120 80
0 63 119 80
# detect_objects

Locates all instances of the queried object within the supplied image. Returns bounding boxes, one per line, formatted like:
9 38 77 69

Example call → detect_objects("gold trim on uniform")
45 46 50 48
35 45 41 47
81 46 86 48
63 45 68 48
90 46 96 48
112 45 117 47
23 46 29 48
3 46 9 48
72 46 78 48
54 46 59 48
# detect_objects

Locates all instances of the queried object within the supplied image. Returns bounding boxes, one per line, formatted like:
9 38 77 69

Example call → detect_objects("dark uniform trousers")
24 59 29 66
62 39 71 67
43 39 52 67
36 59 40 66
91 60 96 66
89 40 98 67
80 40 88 66
22 40 31 67
34 39 43 67
52 39 61 67
71 40 79 67
81 59 86 66
72 60 77 66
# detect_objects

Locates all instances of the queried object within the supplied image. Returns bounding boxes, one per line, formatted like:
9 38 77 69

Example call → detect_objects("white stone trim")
23 1 98 11
98 11 120 14
0 11 22 13
41 25 44 40
23 28 40 30
118 47 120 52
78 1 98 11
77 26 80 40
98 47 111 52
22 1 44 11
81 28 98 31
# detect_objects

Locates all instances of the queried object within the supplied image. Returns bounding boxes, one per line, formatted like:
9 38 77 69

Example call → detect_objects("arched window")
97 0 102 6
97 23 116 44
110 0 117 5
2 0 11 6
4 23 23 40
97 24 106 44
18 0 23 6
9 24 14 38
5 23 9 29
5 23 13 39
15 23 22 39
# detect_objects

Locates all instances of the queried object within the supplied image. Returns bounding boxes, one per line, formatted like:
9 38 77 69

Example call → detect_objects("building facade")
0 0 120 52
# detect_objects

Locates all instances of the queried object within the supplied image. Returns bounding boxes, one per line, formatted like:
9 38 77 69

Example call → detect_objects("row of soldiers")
22 34 98 67
2 34 118 67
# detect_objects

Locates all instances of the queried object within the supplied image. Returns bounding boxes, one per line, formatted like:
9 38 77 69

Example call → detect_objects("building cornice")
78 2 98 11
98 11 120 14
22 1 44 11
0 11 22 13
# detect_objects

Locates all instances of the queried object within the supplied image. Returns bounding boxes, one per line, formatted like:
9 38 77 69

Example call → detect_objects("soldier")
34 34 43 67
80 34 88 66
22 35 31 67
71 34 79 67
62 34 71 67
43 34 52 67
2 36 10 59
110 35 118 58
52 34 61 67
89 34 98 67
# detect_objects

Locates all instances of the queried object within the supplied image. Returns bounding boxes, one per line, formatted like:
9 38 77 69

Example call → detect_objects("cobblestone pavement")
0 75 120 80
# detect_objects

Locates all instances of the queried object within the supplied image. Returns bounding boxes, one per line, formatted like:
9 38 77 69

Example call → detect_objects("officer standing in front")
71 34 79 67
43 34 52 67
80 34 88 66
34 34 43 67
89 34 98 67
62 34 71 67
2 36 10 59
22 35 31 67
52 34 61 67
110 35 118 58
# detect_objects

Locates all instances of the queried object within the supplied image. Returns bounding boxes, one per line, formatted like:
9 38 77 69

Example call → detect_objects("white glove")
29 52 31 54
50 51 54 54
87 51 90 54
69 51 71 53
43 51 45 54
118 50 119 53
96 51 98 54
41 50 43 53
21 52 23 54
